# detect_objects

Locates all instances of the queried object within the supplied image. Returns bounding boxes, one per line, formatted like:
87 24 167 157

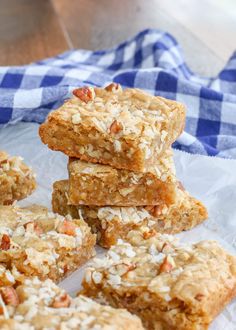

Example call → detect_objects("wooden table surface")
1 0 236 76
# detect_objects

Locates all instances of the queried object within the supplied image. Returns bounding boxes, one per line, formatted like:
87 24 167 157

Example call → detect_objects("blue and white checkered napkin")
0 29 236 158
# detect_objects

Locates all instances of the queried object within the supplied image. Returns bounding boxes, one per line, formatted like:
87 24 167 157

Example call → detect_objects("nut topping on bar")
0 234 10 251
159 255 174 273
81 230 236 330
0 151 36 205
52 180 208 248
110 120 123 134
51 292 71 308
39 86 186 171
194 293 205 301
142 228 157 240
105 82 122 92
67 150 178 206
144 205 166 217
73 86 95 103
0 276 144 329
57 218 77 236
0 204 96 283
0 287 19 307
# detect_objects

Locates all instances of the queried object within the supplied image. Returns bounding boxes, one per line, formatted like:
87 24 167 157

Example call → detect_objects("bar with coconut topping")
81 229 236 330
0 276 144 329
52 180 208 248
39 84 186 172
0 151 36 205
68 149 177 206
0 204 96 282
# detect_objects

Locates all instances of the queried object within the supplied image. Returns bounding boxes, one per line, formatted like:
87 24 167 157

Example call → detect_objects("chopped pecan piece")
0 234 10 250
58 219 77 236
159 256 174 273
63 264 69 274
73 87 94 103
161 242 172 253
122 264 137 276
105 83 121 92
3 200 13 206
195 293 205 301
143 229 157 240
125 264 136 274
110 120 123 134
51 293 71 308
0 287 19 306
0 159 8 166
113 263 137 277
145 205 163 217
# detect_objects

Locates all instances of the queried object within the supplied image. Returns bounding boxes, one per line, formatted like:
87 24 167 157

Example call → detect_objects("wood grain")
0 0 70 65
52 0 227 76
0 0 235 76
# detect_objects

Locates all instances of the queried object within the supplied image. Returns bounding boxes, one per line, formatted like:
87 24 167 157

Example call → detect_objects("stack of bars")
40 83 208 248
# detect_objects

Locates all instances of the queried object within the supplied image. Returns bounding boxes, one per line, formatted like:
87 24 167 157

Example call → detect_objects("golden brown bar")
81 230 236 330
39 84 186 171
52 180 208 248
0 151 36 205
68 149 177 206
0 204 96 282
0 276 144 330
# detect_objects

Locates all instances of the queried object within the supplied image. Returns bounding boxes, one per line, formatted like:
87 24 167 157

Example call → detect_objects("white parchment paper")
0 122 236 329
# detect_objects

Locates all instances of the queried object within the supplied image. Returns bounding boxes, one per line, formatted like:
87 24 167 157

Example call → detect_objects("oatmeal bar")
52 180 207 248
39 84 186 171
68 149 177 206
81 230 236 330
0 277 144 330
0 151 36 205
0 204 96 282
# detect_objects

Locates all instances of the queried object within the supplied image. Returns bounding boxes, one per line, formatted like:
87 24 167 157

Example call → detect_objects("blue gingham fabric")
1 29 236 158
